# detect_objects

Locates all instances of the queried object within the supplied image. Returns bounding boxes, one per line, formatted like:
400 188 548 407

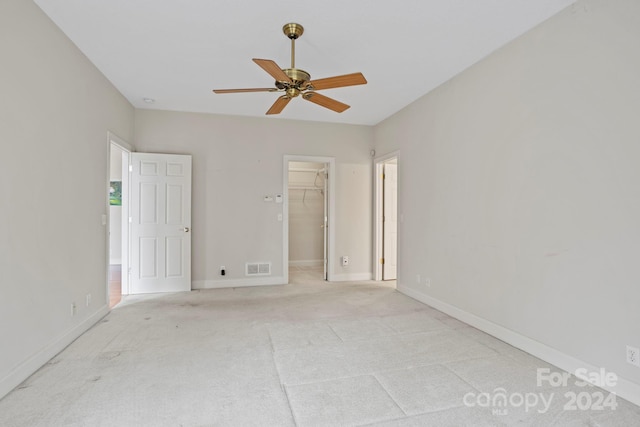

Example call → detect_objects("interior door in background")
383 162 397 280
323 165 328 280
130 153 192 294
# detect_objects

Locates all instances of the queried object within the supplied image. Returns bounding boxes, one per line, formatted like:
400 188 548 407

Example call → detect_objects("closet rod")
289 186 323 190
289 167 326 173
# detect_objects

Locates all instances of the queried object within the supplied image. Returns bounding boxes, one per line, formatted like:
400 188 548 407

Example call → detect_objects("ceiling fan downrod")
282 23 304 69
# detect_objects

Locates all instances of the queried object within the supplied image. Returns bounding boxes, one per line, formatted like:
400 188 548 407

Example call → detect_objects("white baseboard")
0 305 109 400
192 276 286 289
330 272 373 282
397 285 640 407
289 260 323 267
194 272 374 287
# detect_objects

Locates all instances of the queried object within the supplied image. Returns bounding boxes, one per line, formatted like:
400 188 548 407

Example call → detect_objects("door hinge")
382 173 385 179
380 258 385 264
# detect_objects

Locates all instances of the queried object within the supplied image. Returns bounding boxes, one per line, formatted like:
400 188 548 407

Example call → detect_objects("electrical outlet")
627 345 640 367
86 294 91 307
416 274 421 284
220 266 226 276
425 277 431 287
71 303 76 316
342 256 349 266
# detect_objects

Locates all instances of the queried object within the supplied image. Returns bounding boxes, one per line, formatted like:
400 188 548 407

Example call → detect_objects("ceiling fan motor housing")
275 68 311 96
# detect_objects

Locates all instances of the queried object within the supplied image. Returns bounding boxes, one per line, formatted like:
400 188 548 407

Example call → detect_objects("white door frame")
283 155 336 283
373 151 399 281
107 132 133 299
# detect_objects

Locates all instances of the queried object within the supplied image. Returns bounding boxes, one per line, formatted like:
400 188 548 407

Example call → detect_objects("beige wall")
0 0 134 397
374 0 640 393
133 110 373 285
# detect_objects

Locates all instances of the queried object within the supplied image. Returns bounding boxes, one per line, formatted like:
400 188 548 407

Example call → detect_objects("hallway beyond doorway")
108 264 122 308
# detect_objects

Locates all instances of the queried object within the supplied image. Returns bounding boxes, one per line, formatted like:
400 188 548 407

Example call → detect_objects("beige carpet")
0 267 638 426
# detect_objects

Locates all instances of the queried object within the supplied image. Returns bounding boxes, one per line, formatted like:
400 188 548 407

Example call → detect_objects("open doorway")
283 155 336 284
288 161 327 281
107 133 131 308
374 153 399 283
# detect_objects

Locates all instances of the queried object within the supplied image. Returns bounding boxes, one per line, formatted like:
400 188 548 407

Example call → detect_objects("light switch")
275 194 283 203
264 195 274 202
277 213 283 221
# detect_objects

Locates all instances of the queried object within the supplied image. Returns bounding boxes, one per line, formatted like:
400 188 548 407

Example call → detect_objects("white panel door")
130 153 192 293
383 163 398 280
323 166 328 280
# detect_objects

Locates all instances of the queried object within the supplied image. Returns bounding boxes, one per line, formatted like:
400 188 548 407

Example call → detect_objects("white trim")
119 149 130 295
397 285 640 407
283 155 336 283
331 273 373 282
373 151 400 281
374 150 400 163
289 259 324 267
0 305 109 399
107 132 133 297
192 276 285 289
373 162 384 281
107 131 133 152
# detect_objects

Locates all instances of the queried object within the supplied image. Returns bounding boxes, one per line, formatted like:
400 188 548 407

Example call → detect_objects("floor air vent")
245 262 271 276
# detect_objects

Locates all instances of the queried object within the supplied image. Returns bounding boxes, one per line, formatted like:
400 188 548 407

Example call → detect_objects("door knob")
183 227 190 232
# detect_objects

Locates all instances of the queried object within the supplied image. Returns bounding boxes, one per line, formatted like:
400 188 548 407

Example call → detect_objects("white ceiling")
34 0 575 126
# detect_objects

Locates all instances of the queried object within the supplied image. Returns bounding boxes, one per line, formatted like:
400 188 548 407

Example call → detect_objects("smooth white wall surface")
109 144 123 180
288 162 325 265
374 0 640 391
0 0 134 398
134 110 373 285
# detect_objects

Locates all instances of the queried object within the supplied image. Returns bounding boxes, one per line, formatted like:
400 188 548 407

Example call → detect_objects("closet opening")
283 155 335 284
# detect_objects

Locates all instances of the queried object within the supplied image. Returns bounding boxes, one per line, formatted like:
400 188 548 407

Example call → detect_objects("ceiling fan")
213 23 367 115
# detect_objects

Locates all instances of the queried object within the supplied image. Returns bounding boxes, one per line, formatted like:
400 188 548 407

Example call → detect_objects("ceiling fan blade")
302 92 350 113
266 95 291 115
213 88 278 94
308 72 367 91
253 59 292 83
